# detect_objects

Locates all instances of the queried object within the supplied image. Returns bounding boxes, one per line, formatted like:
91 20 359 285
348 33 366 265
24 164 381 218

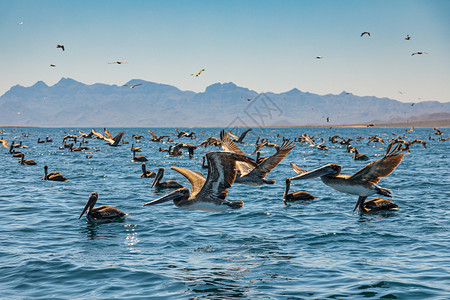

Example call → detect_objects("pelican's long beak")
291 164 335 181
283 178 290 202
151 169 163 188
79 193 97 219
143 190 179 206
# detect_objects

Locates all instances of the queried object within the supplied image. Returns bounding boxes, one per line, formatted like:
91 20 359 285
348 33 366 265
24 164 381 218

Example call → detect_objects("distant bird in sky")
57 44 65 51
242 97 255 101
398 91 403 95
360 31 370 37
123 83 142 88
405 34 411 40
191 69 205 77
316 56 323 59
17 21 24 25
109 61 128 64
411 103 415 106
50 64 56 67
327 117 330 123
411 52 428 56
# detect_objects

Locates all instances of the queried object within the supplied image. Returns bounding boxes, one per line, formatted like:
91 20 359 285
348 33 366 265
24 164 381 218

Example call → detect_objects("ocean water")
1 127 449 299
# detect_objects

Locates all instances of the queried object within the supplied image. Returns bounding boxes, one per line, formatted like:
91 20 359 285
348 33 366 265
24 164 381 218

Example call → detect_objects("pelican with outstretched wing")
290 142 408 213
143 152 255 212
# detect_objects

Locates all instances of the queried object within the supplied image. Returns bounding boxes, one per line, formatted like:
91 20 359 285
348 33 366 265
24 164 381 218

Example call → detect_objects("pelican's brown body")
79 192 127 222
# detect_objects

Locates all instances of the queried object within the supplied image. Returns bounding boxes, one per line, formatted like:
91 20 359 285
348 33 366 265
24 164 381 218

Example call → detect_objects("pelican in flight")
411 52 428 56
109 61 128 64
57 44 65 51
361 31 370 37
41 165 68 181
290 142 408 214
283 178 315 204
405 34 411 40
220 130 295 186
79 192 127 222
316 56 323 59
50 64 56 67
143 152 255 212
123 83 142 88
191 69 205 77
151 167 183 189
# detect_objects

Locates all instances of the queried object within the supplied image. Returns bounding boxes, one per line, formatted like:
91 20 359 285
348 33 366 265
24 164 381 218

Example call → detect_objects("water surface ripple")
1 127 449 299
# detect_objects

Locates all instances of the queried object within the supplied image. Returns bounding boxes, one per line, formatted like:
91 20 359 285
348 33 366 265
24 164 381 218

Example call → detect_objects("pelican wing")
111 131 124 146
171 167 206 198
220 130 246 156
104 128 114 140
237 128 252 143
91 129 105 140
197 152 256 200
349 153 407 185
228 131 239 141
249 140 295 178
148 130 157 140
290 162 308 175
220 130 255 176
251 142 268 155
1 139 9 148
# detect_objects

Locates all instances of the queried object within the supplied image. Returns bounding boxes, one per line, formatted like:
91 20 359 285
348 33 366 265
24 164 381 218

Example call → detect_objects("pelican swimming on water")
78 192 127 222
141 163 156 178
283 178 315 204
151 167 183 189
41 165 68 181
354 197 399 214
290 142 408 213
143 152 256 212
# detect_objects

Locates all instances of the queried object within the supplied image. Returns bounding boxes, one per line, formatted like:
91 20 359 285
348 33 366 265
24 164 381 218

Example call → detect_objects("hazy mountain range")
1 78 449 127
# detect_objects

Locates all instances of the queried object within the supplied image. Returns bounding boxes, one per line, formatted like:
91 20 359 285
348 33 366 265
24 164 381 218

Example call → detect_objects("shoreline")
1 119 449 129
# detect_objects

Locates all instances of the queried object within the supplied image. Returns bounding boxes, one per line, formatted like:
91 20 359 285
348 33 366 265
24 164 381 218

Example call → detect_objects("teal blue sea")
1 127 449 299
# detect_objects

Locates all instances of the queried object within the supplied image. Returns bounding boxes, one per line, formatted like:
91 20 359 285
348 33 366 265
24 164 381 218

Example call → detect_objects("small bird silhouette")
109 61 128 64
50 64 56 67
411 52 428 56
242 97 255 101
316 56 323 59
57 44 65 51
360 32 370 37
405 34 411 40
191 69 205 77
123 83 142 88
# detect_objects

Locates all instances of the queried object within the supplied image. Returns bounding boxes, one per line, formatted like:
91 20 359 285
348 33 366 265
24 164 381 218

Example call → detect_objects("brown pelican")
19 154 37 165
316 56 323 59
108 61 128 64
151 167 183 189
198 137 221 148
283 178 315 204
361 31 370 37
354 197 399 214
405 34 411 40
175 129 196 139
221 130 295 186
105 131 124 146
132 149 148 162
41 165 68 181
141 163 156 178
78 192 127 222
131 143 142 152
57 44 65 51
191 69 205 77
50 64 56 67
235 129 252 143
433 128 443 135
45 136 53 143
148 129 168 142
1 139 9 148
37 138 45 143
290 142 408 213
353 149 369 161
143 152 255 212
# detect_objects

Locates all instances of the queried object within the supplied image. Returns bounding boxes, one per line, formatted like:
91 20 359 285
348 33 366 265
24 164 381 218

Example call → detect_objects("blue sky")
1 0 449 102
